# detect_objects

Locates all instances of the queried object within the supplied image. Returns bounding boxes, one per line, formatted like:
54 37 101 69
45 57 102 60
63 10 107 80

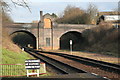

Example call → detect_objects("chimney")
40 11 43 22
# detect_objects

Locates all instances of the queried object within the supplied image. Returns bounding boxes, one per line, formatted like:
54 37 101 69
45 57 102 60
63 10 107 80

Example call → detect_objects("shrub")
82 23 119 57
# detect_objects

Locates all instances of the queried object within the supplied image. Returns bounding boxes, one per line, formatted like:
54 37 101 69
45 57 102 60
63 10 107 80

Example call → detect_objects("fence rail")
0 64 46 77
0 64 26 77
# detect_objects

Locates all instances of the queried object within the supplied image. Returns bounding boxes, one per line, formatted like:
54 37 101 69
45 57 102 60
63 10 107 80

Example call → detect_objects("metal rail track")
36 50 120 74
24 48 110 80
25 48 87 74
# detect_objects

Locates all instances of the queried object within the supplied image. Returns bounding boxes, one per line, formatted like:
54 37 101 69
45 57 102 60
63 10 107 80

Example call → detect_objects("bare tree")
0 0 12 24
11 0 31 12
87 3 98 24
0 0 31 25
56 5 87 24
0 0 11 13
64 5 84 16
0 0 31 12
56 4 98 24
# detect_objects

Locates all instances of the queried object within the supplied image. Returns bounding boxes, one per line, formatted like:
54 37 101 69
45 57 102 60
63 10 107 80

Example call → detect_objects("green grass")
2 48 34 64
1 48 54 77
1 48 35 76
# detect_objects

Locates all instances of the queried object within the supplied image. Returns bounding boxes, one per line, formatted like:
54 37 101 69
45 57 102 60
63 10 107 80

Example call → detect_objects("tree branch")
11 0 31 12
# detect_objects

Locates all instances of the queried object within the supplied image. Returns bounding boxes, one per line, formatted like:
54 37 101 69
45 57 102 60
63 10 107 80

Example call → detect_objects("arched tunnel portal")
10 30 36 49
60 31 85 51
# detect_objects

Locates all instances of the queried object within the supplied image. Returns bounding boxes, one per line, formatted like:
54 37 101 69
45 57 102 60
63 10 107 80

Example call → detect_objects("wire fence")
0 64 26 77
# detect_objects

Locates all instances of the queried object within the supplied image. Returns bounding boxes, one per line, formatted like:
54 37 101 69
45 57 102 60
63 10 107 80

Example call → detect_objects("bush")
82 23 119 57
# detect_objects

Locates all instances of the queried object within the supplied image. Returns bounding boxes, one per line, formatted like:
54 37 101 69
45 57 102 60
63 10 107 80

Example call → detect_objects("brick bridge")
5 12 97 50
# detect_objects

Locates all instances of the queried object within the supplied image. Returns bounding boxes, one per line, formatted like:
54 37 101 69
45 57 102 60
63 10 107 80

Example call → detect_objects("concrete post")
37 69 39 77
40 62 46 73
27 70 29 77
70 40 72 55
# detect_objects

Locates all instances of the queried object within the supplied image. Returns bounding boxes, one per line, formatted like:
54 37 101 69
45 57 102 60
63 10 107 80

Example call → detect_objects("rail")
38 50 120 74
25 49 86 74
24 48 109 80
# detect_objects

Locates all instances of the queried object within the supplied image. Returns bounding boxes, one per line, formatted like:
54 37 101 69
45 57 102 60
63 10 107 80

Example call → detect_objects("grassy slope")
2 48 33 64
1 27 35 76
2 48 54 77
1 48 35 76
1 26 36 76
2 28 34 64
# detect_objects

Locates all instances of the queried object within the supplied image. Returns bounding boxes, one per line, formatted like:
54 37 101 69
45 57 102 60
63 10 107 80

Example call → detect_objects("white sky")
6 0 119 23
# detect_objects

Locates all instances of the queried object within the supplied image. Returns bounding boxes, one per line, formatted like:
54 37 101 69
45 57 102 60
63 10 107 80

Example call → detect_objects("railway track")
25 48 87 74
37 50 120 74
24 48 108 80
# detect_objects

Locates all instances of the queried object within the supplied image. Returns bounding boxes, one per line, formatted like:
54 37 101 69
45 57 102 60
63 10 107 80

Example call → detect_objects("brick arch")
59 30 84 50
10 30 36 37
10 30 37 49
58 29 82 39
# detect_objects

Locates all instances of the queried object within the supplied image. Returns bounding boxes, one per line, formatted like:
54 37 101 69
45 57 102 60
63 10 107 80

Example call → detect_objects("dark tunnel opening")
10 31 36 49
60 31 85 51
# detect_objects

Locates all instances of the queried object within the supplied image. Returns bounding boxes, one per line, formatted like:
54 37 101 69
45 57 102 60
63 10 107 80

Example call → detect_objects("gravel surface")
47 50 120 64
40 52 119 79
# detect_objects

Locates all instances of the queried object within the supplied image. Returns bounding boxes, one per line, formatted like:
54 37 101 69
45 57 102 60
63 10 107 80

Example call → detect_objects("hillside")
0 8 34 64
2 27 34 64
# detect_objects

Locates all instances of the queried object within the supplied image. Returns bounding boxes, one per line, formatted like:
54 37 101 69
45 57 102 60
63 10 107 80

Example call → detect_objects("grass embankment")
2 28 33 64
1 27 34 76
2 48 54 77
2 45 53 77
1 48 33 76
2 48 32 64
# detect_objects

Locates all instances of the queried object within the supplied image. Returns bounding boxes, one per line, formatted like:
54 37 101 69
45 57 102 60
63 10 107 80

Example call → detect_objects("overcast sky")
7 0 119 23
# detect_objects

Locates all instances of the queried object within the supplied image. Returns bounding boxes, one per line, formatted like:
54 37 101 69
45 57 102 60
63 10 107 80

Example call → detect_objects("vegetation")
56 4 98 24
82 22 119 57
56 4 118 57
1 0 34 77
1 0 30 12
1 48 33 76
0 0 31 52
51 13 58 18
86 3 98 24
1 1 55 77
2 48 33 64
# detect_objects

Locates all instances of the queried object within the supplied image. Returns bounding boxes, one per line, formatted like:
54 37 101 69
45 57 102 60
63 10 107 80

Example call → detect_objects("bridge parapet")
4 23 38 28
57 24 98 29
